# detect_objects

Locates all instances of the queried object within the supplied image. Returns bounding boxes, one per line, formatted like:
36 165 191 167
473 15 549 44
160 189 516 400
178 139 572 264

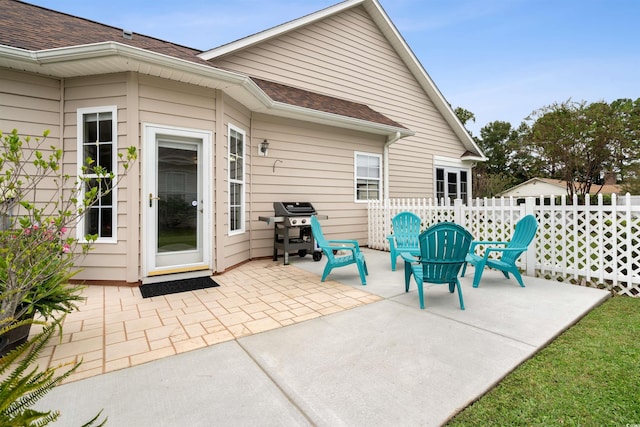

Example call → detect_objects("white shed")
500 178 621 198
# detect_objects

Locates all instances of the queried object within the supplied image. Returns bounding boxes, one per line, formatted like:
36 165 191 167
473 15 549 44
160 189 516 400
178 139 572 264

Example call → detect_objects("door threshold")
142 269 212 284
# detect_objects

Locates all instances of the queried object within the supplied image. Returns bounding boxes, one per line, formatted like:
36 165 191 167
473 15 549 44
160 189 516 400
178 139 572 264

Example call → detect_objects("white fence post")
454 198 464 226
524 197 536 277
623 193 633 291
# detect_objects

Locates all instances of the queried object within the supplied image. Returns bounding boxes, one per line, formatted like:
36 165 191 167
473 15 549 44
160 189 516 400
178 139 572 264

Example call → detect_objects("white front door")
143 124 211 277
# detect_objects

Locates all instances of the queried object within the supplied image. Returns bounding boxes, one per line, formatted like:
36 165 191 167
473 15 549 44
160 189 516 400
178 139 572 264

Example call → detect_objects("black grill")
259 202 324 265
274 202 316 227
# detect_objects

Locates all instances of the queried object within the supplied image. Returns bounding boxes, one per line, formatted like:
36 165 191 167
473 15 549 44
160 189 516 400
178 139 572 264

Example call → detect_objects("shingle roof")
1 0 407 132
252 78 407 129
1 0 210 65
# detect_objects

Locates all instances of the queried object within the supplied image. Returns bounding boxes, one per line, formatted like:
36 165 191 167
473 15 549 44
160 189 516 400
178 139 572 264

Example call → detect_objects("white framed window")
435 167 469 204
228 124 245 234
355 152 382 203
76 106 118 243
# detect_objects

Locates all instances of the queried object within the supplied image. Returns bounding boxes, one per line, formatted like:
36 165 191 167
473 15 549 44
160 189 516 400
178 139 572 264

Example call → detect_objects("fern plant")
0 318 106 426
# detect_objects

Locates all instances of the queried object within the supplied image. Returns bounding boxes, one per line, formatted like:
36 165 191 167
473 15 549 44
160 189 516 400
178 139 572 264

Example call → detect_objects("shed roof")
500 177 622 197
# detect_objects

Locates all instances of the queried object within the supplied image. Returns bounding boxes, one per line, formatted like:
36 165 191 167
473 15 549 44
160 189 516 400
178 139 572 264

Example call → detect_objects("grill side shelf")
258 216 284 225
258 215 328 224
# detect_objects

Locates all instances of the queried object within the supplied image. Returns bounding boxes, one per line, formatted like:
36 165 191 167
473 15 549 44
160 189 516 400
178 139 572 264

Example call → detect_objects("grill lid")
274 202 317 216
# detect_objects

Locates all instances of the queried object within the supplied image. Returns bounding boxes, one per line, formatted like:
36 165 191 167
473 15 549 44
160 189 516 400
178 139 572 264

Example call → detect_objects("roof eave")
0 42 411 138
260 100 415 137
461 154 486 162
0 42 248 86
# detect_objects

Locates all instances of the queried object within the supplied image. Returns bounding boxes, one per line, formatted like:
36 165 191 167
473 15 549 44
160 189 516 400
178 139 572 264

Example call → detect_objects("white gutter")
0 42 250 85
264 101 414 137
383 131 402 200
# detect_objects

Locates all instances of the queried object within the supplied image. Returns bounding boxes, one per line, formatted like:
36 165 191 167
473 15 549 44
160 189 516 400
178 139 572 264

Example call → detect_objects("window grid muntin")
355 152 382 202
228 125 245 234
77 107 117 242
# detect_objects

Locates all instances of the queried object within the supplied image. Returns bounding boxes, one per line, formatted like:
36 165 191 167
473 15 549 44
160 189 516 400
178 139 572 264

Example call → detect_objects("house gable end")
204 0 483 161
208 5 419 113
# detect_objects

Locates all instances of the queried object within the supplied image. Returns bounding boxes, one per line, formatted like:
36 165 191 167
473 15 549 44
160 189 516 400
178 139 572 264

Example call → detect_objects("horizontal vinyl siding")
138 75 216 129
249 113 385 258
211 6 467 199
0 70 61 137
221 96 251 270
63 74 131 281
0 70 64 247
138 75 221 273
0 70 138 281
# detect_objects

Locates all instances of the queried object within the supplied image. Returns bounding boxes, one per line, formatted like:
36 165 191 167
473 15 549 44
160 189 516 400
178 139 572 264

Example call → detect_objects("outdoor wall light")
259 139 269 156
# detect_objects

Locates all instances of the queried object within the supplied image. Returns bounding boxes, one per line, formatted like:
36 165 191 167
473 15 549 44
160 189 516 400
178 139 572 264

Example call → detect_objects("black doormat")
139 276 220 298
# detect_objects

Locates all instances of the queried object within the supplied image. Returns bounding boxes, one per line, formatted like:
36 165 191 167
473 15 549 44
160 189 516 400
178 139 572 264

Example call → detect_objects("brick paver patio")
35 259 381 383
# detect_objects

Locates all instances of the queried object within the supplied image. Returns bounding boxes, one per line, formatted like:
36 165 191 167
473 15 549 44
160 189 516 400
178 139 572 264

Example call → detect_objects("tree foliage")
463 98 640 198
523 99 640 196
471 121 536 197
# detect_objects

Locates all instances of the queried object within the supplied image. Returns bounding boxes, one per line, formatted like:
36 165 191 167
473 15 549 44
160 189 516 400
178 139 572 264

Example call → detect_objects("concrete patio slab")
35 248 610 426
38 340 311 426
238 300 535 426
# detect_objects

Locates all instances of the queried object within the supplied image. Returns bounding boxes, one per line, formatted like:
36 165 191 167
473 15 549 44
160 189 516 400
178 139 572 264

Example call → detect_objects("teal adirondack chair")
386 211 421 271
401 222 472 310
461 214 538 288
310 216 368 285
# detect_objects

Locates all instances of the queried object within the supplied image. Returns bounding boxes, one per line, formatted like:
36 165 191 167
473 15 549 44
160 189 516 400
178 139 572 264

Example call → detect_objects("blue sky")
26 0 640 136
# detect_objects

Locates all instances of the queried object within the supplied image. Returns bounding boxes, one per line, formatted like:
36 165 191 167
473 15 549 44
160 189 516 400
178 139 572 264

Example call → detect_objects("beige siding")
67 74 224 279
0 71 61 195
0 70 65 247
2 4 473 278
248 113 385 258
0 71 138 280
138 75 216 129
221 96 252 270
501 181 565 198
210 6 469 199
138 75 223 273
0 70 61 138
63 74 132 281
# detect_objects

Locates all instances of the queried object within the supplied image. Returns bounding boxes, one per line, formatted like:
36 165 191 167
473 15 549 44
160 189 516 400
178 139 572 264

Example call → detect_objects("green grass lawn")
446 295 640 426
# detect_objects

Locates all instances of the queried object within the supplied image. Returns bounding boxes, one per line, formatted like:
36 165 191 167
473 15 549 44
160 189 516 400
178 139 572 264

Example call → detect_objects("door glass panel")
447 172 458 201
157 145 198 252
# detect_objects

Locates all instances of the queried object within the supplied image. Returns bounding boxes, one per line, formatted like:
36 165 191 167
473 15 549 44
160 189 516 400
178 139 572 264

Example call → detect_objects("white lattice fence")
534 196 640 296
464 200 532 274
367 198 456 251
368 194 640 297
